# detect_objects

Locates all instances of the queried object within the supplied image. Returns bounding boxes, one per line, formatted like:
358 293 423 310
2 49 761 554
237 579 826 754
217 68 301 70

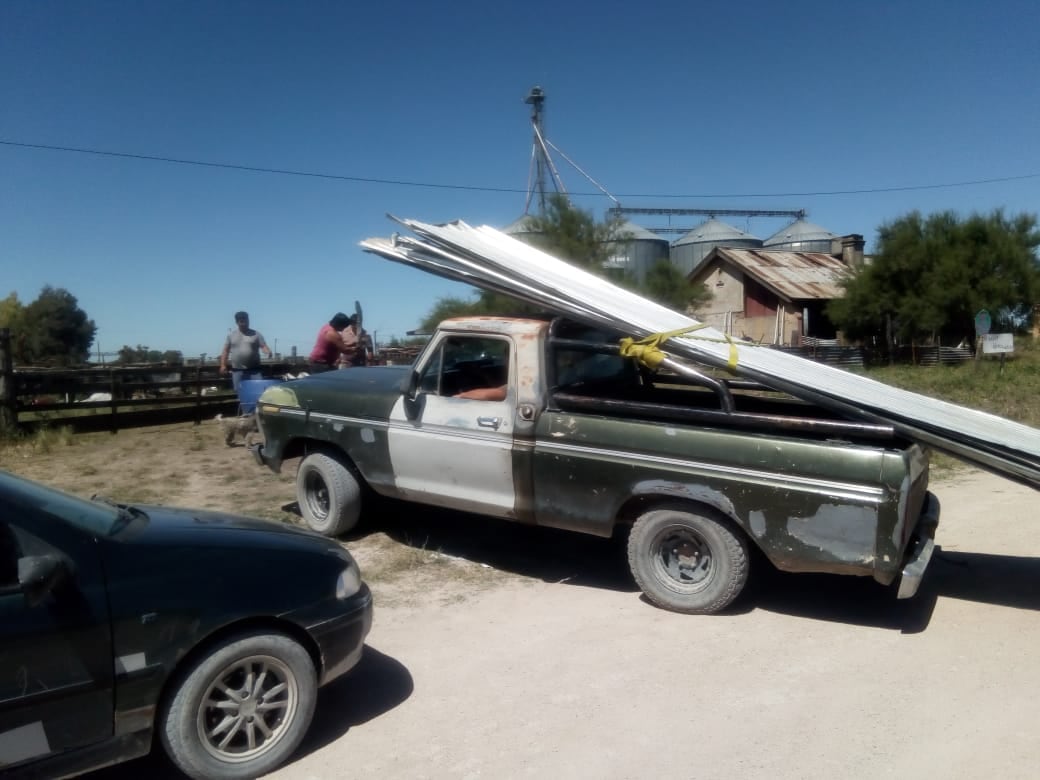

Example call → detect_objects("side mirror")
401 370 420 400
18 554 67 608
402 371 424 420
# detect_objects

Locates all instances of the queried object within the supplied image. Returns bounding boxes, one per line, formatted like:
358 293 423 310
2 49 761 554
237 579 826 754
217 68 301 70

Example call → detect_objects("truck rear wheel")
628 503 748 614
296 453 361 536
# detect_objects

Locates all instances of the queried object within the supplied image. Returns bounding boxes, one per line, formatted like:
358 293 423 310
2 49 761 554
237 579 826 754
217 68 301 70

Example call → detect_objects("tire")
159 631 317 780
627 503 749 614
296 453 361 536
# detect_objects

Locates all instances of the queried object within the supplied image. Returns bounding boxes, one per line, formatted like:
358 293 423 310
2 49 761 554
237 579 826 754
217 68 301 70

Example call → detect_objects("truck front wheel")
628 504 748 614
296 453 361 536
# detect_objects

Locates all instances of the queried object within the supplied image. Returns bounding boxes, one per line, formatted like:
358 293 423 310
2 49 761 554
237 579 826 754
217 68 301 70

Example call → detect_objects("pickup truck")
252 316 940 614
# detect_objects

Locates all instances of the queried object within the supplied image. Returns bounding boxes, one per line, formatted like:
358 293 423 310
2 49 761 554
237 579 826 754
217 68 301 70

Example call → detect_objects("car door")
0 503 113 770
387 333 517 517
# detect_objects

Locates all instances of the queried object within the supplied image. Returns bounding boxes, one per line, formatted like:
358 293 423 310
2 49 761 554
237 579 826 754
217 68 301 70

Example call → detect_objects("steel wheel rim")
197 654 299 764
304 470 330 521
649 524 714 592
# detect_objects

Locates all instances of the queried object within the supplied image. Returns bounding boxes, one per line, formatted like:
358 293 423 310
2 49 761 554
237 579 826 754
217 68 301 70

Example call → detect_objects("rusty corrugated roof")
708 246 850 301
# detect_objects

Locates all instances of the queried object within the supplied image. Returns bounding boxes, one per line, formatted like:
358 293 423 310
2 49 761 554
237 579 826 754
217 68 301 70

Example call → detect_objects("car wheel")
159 631 317 780
627 503 749 614
296 453 361 536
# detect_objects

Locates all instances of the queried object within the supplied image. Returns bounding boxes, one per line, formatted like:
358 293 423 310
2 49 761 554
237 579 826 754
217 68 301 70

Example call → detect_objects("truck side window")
420 336 510 398
554 349 634 388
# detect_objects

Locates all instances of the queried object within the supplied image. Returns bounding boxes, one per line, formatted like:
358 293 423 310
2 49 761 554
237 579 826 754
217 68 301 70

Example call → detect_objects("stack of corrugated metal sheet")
362 217 1040 490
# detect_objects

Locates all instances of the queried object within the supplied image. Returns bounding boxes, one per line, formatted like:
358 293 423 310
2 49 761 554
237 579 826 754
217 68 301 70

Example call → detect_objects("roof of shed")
694 246 850 301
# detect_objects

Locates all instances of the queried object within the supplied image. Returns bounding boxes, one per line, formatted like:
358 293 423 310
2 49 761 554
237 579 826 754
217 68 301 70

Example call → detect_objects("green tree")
828 209 1040 348
0 292 24 329
19 286 97 366
641 259 712 313
117 345 163 364
419 296 495 332
525 193 621 268
0 293 29 362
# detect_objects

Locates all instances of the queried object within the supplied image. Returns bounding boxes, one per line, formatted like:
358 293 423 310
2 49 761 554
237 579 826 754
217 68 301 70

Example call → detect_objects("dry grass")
861 338 1040 428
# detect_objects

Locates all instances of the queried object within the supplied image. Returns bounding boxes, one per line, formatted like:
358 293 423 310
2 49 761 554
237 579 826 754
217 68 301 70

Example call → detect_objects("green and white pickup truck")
252 316 939 614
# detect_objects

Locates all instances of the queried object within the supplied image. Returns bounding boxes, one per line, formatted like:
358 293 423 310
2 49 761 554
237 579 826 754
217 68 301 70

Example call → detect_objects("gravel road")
92 468 1040 780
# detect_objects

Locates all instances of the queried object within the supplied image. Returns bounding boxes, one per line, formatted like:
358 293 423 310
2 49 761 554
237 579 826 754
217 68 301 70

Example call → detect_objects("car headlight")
335 564 362 599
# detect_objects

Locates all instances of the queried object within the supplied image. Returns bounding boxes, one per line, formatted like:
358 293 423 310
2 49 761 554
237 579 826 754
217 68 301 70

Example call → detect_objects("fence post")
109 369 119 433
194 359 204 426
0 329 16 433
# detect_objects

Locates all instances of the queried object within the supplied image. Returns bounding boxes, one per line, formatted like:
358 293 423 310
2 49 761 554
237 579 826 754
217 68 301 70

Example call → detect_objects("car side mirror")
18 554 67 607
402 370 419 400
401 371 424 420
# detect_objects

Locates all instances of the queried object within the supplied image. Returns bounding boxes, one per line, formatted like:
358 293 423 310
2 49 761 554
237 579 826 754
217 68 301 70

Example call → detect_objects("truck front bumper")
249 442 282 473
897 491 941 599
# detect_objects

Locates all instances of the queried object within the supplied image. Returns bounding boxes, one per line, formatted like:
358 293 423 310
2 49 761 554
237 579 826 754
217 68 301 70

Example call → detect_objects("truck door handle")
477 416 502 430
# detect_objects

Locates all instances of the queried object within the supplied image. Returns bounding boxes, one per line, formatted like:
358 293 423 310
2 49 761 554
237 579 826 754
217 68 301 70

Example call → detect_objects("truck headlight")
335 564 362 599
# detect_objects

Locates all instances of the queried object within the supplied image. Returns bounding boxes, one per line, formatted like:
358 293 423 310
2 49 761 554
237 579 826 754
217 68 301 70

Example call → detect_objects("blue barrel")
238 379 282 414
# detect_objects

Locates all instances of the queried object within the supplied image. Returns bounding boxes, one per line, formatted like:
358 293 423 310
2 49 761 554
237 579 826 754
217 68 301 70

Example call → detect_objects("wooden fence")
0 328 308 434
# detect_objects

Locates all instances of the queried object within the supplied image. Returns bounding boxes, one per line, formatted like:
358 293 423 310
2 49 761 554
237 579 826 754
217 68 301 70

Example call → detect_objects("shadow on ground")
354 499 637 594
84 645 411 779
340 499 1040 633
699 545 1040 633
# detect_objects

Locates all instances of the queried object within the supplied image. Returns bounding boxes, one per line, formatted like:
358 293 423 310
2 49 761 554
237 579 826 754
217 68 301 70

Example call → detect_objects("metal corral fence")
774 339 974 369
0 328 421 434
0 329 297 433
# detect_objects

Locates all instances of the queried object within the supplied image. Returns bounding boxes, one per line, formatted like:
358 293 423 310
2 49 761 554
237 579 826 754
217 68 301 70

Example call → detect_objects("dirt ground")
4 422 1040 779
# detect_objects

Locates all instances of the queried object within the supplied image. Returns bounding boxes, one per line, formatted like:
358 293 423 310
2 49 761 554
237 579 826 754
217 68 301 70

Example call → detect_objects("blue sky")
2 0 1038 358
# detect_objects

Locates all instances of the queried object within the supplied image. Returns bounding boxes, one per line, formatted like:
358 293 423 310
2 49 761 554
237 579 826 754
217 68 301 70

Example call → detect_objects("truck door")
387 334 517 518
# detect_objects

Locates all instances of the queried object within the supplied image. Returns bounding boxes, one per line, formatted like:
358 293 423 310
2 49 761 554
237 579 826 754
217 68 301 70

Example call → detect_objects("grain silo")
670 217 763 276
503 214 549 250
604 220 670 282
763 217 836 252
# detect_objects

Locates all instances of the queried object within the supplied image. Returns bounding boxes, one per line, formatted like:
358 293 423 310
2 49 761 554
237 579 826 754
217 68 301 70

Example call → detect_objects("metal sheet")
361 219 1040 490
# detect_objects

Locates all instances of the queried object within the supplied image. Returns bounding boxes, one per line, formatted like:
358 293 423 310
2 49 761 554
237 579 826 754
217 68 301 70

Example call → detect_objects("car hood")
114 504 337 550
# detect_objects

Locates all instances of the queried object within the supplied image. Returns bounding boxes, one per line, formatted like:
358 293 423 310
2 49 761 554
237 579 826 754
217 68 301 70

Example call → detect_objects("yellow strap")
619 325 741 371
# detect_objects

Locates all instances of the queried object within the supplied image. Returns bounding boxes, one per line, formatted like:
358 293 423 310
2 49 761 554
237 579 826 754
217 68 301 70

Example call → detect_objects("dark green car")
0 469 372 780
254 316 939 615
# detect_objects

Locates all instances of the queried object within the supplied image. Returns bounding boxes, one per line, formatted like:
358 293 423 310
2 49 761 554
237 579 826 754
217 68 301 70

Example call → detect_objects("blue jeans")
231 368 262 394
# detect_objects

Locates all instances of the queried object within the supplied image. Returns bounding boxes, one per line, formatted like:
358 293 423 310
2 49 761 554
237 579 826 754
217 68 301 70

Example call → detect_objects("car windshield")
0 470 123 536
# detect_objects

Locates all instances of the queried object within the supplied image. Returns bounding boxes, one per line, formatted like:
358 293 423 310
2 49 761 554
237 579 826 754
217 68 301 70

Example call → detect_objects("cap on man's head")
234 311 249 322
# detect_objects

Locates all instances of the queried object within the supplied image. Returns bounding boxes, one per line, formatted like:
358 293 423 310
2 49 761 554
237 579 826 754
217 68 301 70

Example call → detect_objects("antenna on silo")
523 86 566 216
521 85 617 217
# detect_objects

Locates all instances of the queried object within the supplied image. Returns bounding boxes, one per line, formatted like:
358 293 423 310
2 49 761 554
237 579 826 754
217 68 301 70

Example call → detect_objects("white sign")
982 333 1014 354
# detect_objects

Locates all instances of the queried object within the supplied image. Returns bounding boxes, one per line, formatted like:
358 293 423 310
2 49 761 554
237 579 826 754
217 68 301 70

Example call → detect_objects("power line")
2 138 1038 200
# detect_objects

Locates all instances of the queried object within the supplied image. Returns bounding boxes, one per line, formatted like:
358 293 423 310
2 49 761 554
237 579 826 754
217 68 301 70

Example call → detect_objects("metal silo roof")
763 218 836 247
503 214 540 234
612 220 667 242
673 217 760 246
